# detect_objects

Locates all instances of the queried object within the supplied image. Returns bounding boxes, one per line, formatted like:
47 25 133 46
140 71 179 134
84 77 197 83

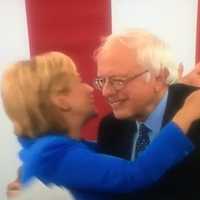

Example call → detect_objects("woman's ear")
51 95 70 111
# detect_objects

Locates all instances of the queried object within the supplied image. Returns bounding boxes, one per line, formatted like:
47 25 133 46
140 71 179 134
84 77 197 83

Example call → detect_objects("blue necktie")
135 124 150 159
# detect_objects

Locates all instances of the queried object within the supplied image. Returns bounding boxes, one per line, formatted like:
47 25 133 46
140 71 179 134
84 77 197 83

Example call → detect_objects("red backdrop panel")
196 0 200 63
25 0 111 139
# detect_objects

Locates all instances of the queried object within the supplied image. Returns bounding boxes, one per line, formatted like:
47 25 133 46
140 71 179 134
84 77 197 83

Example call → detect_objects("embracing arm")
21 90 200 193
20 122 193 193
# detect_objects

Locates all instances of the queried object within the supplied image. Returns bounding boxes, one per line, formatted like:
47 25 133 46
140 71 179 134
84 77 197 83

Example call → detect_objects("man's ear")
51 95 70 111
178 62 184 79
156 67 169 83
154 68 169 92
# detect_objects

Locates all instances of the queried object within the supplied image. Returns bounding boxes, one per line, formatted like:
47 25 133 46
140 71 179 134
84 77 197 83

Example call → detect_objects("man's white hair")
95 29 179 85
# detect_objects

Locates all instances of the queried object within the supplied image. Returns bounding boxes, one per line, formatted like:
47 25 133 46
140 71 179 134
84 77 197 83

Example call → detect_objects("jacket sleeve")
22 122 193 193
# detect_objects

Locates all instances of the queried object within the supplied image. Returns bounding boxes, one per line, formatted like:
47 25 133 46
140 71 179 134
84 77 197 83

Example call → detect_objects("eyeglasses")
94 70 148 91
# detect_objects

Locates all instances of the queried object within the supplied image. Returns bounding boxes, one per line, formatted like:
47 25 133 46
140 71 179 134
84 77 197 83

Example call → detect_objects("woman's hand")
179 63 200 87
7 179 21 199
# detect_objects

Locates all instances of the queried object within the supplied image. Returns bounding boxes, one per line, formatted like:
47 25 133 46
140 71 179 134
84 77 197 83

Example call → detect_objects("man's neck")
136 88 168 122
138 89 168 132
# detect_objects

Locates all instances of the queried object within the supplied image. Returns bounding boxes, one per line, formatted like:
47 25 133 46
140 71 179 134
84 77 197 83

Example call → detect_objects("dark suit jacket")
98 84 200 200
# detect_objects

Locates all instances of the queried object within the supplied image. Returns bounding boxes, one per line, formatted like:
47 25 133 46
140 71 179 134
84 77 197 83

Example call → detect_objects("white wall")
111 0 198 73
0 1 30 199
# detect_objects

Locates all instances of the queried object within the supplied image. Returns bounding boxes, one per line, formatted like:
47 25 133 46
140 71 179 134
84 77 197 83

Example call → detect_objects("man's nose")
102 81 116 97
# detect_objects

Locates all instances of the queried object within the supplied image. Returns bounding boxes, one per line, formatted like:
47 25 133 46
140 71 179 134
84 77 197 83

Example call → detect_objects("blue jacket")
18 122 193 200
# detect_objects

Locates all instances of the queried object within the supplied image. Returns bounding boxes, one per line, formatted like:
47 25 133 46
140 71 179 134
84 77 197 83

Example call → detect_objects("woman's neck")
63 115 83 139
68 126 81 139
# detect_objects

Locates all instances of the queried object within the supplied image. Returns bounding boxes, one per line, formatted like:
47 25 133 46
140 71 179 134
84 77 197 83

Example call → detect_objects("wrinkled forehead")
96 41 143 77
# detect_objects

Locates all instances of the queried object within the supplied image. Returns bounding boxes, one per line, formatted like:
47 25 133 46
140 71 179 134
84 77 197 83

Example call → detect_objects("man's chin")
113 110 131 120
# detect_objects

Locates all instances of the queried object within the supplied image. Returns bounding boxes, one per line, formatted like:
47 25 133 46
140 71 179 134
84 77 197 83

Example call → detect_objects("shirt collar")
138 90 168 134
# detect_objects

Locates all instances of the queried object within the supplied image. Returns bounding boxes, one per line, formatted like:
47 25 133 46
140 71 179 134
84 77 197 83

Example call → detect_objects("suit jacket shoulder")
162 83 198 126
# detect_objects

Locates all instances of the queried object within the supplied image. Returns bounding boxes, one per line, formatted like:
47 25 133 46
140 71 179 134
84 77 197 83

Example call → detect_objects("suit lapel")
117 120 137 160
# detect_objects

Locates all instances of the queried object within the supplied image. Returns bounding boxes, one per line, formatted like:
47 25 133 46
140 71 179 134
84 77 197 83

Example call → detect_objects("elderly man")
95 29 200 200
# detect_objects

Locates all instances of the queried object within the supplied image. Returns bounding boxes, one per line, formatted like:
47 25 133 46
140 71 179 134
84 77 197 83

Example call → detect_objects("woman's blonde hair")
1 51 78 137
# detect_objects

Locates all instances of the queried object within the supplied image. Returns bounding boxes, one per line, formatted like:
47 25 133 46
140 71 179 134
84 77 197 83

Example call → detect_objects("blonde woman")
2 52 199 200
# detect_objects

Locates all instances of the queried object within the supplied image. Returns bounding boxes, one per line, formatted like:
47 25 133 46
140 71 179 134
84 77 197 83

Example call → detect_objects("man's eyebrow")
95 76 107 79
96 75 128 79
111 76 128 79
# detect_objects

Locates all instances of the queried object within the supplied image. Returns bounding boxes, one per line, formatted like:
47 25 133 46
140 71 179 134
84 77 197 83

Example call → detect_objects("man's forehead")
97 56 142 77
96 44 140 70
97 65 134 77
